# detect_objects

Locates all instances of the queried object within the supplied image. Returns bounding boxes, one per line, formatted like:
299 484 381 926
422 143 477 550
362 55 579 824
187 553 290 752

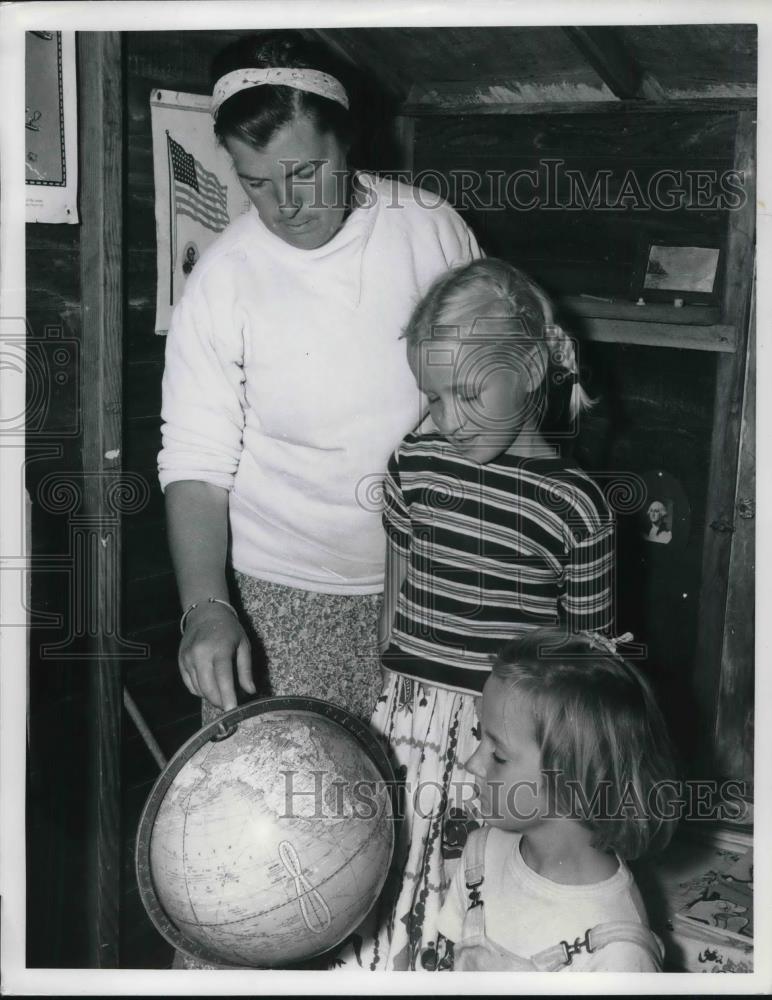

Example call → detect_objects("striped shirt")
382 432 615 694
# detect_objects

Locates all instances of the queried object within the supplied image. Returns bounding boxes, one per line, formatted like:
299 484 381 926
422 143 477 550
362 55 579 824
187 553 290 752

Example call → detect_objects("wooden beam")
562 26 665 101
393 115 415 174
713 289 755 785
400 97 756 117
302 28 408 103
406 79 612 108
78 31 124 969
573 318 735 353
297 27 359 67
694 110 756 772
720 112 757 327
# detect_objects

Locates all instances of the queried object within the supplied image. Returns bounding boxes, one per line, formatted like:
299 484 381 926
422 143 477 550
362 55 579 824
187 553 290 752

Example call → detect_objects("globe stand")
136 696 396 969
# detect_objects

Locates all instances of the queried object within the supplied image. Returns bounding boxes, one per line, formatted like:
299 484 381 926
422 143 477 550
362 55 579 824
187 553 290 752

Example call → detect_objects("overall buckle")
465 876 484 909
559 928 593 966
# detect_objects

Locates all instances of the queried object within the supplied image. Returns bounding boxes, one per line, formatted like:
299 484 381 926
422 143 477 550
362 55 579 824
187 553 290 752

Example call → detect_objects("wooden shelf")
560 296 720 325
558 296 734 352
571 318 735 352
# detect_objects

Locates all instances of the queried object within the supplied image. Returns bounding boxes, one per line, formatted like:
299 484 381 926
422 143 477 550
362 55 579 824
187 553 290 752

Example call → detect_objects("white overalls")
455 827 664 972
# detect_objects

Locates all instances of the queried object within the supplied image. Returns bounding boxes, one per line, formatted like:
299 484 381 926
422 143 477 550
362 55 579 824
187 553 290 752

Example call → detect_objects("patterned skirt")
333 671 482 971
199 573 384 727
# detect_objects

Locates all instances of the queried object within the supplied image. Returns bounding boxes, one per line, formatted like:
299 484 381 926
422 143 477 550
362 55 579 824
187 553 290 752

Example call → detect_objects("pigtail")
544 323 596 420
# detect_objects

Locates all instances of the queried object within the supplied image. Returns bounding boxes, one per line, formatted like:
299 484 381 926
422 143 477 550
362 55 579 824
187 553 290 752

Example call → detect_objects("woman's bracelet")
180 597 239 635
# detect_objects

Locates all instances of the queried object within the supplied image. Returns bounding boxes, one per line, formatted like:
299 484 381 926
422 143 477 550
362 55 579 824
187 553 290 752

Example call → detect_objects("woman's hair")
404 258 594 420
492 627 680 859
211 32 358 155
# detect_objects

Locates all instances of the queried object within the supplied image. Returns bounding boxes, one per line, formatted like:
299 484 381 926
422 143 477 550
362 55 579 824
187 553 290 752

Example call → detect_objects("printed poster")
150 89 250 334
25 31 79 224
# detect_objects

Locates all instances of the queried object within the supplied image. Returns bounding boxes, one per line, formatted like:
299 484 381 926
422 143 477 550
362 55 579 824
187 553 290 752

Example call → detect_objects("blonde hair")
492 628 680 859
404 258 594 420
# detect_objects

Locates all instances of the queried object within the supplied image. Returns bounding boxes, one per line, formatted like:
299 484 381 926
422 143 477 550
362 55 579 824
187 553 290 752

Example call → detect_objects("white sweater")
159 174 481 593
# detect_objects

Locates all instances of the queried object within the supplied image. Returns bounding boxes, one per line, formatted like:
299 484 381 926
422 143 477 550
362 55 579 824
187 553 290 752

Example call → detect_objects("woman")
159 32 481 722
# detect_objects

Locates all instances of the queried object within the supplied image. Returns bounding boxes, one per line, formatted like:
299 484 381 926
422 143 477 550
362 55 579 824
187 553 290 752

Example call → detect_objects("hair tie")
582 631 634 659
211 67 349 118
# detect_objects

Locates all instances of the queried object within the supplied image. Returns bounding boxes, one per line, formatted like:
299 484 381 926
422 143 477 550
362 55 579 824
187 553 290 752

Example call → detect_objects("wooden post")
393 114 415 174
78 31 124 968
694 110 756 772
714 288 755 784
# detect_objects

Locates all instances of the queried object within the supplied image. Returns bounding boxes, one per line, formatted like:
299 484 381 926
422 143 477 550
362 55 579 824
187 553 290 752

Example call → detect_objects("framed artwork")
631 233 723 305
25 31 78 223
638 470 691 553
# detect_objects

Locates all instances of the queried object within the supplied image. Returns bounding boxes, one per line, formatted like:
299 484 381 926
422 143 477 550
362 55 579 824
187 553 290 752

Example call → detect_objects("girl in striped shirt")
347 258 615 971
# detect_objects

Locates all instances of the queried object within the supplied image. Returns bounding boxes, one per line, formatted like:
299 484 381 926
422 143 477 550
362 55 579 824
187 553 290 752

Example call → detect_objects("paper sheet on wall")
25 31 79 224
150 89 251 335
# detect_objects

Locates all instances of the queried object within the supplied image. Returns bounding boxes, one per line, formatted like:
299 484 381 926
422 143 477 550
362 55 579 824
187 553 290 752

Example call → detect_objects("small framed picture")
642 496 674 546
638 470 691 553
631 234 722 305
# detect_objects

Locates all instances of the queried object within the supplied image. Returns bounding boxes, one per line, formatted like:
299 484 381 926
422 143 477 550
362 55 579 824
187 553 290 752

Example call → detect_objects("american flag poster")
150 89 250 334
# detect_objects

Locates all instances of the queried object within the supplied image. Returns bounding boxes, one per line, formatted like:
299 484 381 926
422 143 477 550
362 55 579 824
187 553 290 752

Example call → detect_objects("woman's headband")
211 68 349 118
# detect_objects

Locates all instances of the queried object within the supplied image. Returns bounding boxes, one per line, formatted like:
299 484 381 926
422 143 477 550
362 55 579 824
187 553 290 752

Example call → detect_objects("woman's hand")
178 601 255 711
453 936 537 972
165 481 255 710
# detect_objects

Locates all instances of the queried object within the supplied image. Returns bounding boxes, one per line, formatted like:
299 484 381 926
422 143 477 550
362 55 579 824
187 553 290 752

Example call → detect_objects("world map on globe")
137 700 395 968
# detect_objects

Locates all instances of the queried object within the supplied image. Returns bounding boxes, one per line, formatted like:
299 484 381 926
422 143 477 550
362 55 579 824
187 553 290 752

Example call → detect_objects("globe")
136 697 395 968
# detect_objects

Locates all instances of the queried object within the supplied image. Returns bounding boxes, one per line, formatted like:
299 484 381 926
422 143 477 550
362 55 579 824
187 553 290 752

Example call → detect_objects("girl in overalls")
438 628 679 971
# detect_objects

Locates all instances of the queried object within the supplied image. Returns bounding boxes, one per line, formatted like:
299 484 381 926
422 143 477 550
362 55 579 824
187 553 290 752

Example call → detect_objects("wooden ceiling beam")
300 28 409 103
563 26 666 100
399 96 754 117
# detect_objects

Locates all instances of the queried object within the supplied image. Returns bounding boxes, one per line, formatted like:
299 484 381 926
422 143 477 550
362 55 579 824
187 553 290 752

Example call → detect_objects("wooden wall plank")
330 26 612 99
572 339 715 755
622 25 757 97
123 417 165 476
125 572 180 632
26 223 80 252
393 115 415 174
318 25 756 105
413 108 738 158
125 361 163 421
714 292 755 784
78 30 125 969
25 677 91 967
124 516 169 576
694 110 756 772
403 96 755 117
